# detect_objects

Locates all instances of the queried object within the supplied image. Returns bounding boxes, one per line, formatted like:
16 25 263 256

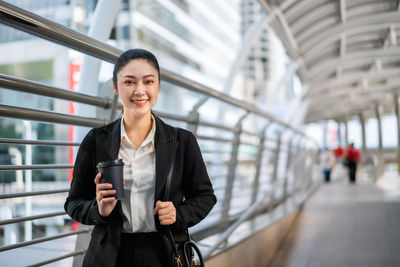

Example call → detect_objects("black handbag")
163 128 205 267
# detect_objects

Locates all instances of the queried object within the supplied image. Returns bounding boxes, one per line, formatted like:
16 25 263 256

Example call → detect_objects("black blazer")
64 115 216 267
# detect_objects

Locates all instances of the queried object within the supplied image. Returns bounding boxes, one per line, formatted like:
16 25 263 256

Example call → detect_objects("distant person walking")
333 145 344 164
345 143 360 183
320 149 335 182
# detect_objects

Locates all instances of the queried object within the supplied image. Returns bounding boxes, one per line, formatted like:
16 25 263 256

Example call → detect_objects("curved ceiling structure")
259 0 400 123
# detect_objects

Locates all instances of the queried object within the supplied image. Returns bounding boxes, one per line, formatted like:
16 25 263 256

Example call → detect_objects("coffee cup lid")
97 159 124 168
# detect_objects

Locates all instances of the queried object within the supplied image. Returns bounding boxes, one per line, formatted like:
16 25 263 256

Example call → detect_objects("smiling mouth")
130 98 149 103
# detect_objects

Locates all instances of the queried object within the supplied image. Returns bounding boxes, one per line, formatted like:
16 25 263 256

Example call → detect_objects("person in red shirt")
334 145 343 158
345 143 361 183
333 145 344 166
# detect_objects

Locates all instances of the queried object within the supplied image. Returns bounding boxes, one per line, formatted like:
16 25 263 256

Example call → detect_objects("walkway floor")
269 168 400 267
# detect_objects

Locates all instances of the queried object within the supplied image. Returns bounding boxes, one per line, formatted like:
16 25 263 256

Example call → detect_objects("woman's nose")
134 82 145 94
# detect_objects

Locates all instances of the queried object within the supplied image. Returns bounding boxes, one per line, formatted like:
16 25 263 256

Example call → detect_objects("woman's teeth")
131 99 148 103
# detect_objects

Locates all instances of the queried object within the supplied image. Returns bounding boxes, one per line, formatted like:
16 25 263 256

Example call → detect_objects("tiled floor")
269 168 400 267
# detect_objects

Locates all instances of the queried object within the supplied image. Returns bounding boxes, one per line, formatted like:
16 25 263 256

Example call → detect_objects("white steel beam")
256 0 307 77
223 13 270 94
336 34 346 78
339 0 346 23
292 3 337 39
309 84 400 112
394 93 400 173
307 47 400 81
311 67 400 94
302 11 400 60
310 79 400 103
359 113 367 153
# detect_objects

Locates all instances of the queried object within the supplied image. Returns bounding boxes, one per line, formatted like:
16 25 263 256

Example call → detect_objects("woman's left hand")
153 200 176 225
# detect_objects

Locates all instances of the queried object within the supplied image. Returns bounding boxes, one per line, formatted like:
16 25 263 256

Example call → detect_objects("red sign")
68 61 81 183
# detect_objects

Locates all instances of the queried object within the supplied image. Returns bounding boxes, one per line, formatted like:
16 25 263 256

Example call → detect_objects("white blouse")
118 116 157 233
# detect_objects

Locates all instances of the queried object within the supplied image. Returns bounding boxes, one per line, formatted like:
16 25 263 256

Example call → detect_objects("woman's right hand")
94 173 117 217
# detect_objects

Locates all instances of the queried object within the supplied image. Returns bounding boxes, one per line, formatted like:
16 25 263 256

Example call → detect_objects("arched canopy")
259 0 400 122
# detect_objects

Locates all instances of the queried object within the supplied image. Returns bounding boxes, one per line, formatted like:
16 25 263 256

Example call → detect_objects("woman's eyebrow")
122 74 155 79
122 75 136 79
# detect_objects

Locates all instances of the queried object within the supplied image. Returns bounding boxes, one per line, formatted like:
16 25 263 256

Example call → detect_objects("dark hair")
112 48 160 86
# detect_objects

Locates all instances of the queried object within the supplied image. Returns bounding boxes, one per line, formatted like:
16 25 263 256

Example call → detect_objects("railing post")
268 131 281 211
375 104 384 178
293 138 303 191
221 113 248 219
336 120 342 146
272 133 282 183
344 119 349 147
251 123 270 203
96 80 119 122
283 137 293 199
358 112 367 157
187 96 208 134
188 110 200 134
394 94 400 174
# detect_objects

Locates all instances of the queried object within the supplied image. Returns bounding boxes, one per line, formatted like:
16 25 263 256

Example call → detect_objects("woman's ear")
113 84 118 95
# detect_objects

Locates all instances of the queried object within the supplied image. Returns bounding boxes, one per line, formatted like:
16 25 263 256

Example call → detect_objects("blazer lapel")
154 115 179 201
96 118 121 162
109 118 121 159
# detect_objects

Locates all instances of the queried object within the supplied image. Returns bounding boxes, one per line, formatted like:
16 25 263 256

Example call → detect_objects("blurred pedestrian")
320 148 335 182
345 143 361 183
333 145 344 164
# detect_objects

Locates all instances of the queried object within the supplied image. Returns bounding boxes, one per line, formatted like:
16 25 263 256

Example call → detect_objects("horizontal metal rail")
161 68 302 134
242 130 264 138
153 111 192 124
27 250 86 267
0 164 73 170
154 111 242 134
0 188 69 199
0 211 66 226
0 1 313 140
238 141 261 147
0 138 80 146
0 104 106 127
0 74 111 108
196 135 233 143
198 120 238 133
0 1 120 63
201 149 232 154
0 228 91 252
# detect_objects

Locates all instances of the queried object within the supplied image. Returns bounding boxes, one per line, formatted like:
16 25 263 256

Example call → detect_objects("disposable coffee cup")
97 159 124 199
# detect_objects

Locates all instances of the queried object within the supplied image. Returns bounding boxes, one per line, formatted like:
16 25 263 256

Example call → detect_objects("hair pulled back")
112 49 160 86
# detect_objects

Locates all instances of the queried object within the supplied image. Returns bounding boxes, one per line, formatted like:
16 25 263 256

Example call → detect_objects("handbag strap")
163 127 182 265
163 127 179 201
163 127 205 267
183 241 205 267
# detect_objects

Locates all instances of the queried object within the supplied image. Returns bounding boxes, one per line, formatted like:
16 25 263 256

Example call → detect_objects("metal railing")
0 1 319 266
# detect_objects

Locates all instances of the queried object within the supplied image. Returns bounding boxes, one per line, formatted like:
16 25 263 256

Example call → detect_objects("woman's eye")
144 80 154 84
124 80 134 85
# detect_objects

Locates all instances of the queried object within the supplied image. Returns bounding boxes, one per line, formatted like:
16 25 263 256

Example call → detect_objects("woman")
64 49 216 267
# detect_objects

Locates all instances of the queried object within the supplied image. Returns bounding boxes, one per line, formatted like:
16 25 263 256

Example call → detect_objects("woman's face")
114 59 160 119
